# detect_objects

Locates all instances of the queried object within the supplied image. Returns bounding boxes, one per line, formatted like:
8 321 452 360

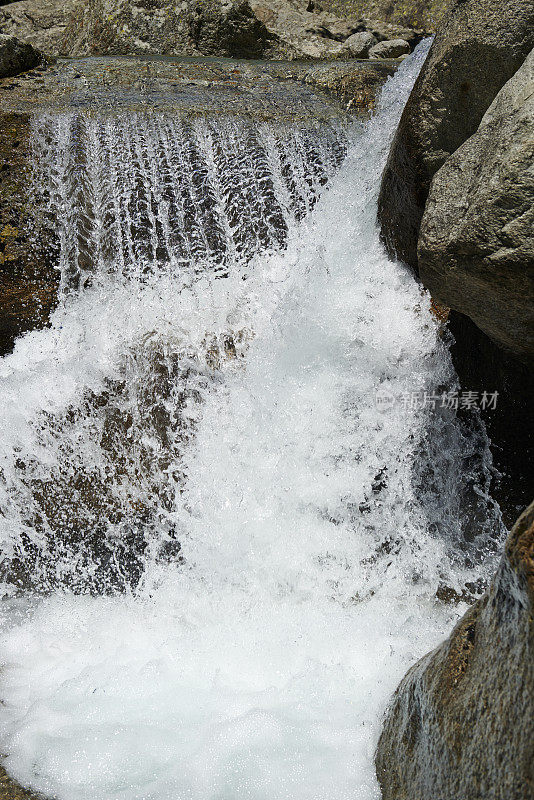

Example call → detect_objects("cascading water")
2 114 347 594
0 43 502 800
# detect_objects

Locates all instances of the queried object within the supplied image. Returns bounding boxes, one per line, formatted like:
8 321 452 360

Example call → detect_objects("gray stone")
0 33 42 77
378 0 534 270
418 50 534 363
0 0 75 56
368 37 410 58
342 31 377 57
375 499 534 800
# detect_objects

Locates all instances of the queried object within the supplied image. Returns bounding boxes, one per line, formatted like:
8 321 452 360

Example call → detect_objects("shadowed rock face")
377 0 534 270
375 499 534 800
0 33 42 77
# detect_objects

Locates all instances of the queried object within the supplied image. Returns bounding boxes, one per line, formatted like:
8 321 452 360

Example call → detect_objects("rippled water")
0 42 502 800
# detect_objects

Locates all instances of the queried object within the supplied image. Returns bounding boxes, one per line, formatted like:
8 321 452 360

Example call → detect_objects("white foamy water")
0 43 501 800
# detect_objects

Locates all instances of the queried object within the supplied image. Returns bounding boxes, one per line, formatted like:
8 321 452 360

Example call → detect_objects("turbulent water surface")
0 43 502 800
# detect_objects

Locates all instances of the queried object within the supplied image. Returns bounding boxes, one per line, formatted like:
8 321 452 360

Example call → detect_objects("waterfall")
0 43 502 800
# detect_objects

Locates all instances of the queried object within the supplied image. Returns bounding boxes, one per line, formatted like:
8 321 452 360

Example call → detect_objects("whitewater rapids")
0 42 501 800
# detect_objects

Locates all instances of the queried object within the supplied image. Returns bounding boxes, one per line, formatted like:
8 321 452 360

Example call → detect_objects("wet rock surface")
0 52 395 794
0 110 59 356
447 311 534 529
417 47 534 522
375 0 534 525
0 52 395 387
0 53 395 119
375 499 534 800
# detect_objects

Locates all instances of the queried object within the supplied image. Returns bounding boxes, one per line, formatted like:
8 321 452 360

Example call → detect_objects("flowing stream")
0 43 502 800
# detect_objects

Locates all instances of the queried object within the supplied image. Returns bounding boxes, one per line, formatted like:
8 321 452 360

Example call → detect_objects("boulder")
368 37 410 58
343 31 377 57
0 32 42 76
378 0 534 269
418 49 534 363
0 0 76 55
187 0 278 58
376 499 534 800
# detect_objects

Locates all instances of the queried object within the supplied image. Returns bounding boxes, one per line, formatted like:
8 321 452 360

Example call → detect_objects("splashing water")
0 43 502 800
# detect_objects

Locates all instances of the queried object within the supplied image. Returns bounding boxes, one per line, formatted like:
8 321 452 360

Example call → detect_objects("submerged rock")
0 54 391 355
0 33 42 77
378 0 534 269
418 49 534 364
375 499 534 800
